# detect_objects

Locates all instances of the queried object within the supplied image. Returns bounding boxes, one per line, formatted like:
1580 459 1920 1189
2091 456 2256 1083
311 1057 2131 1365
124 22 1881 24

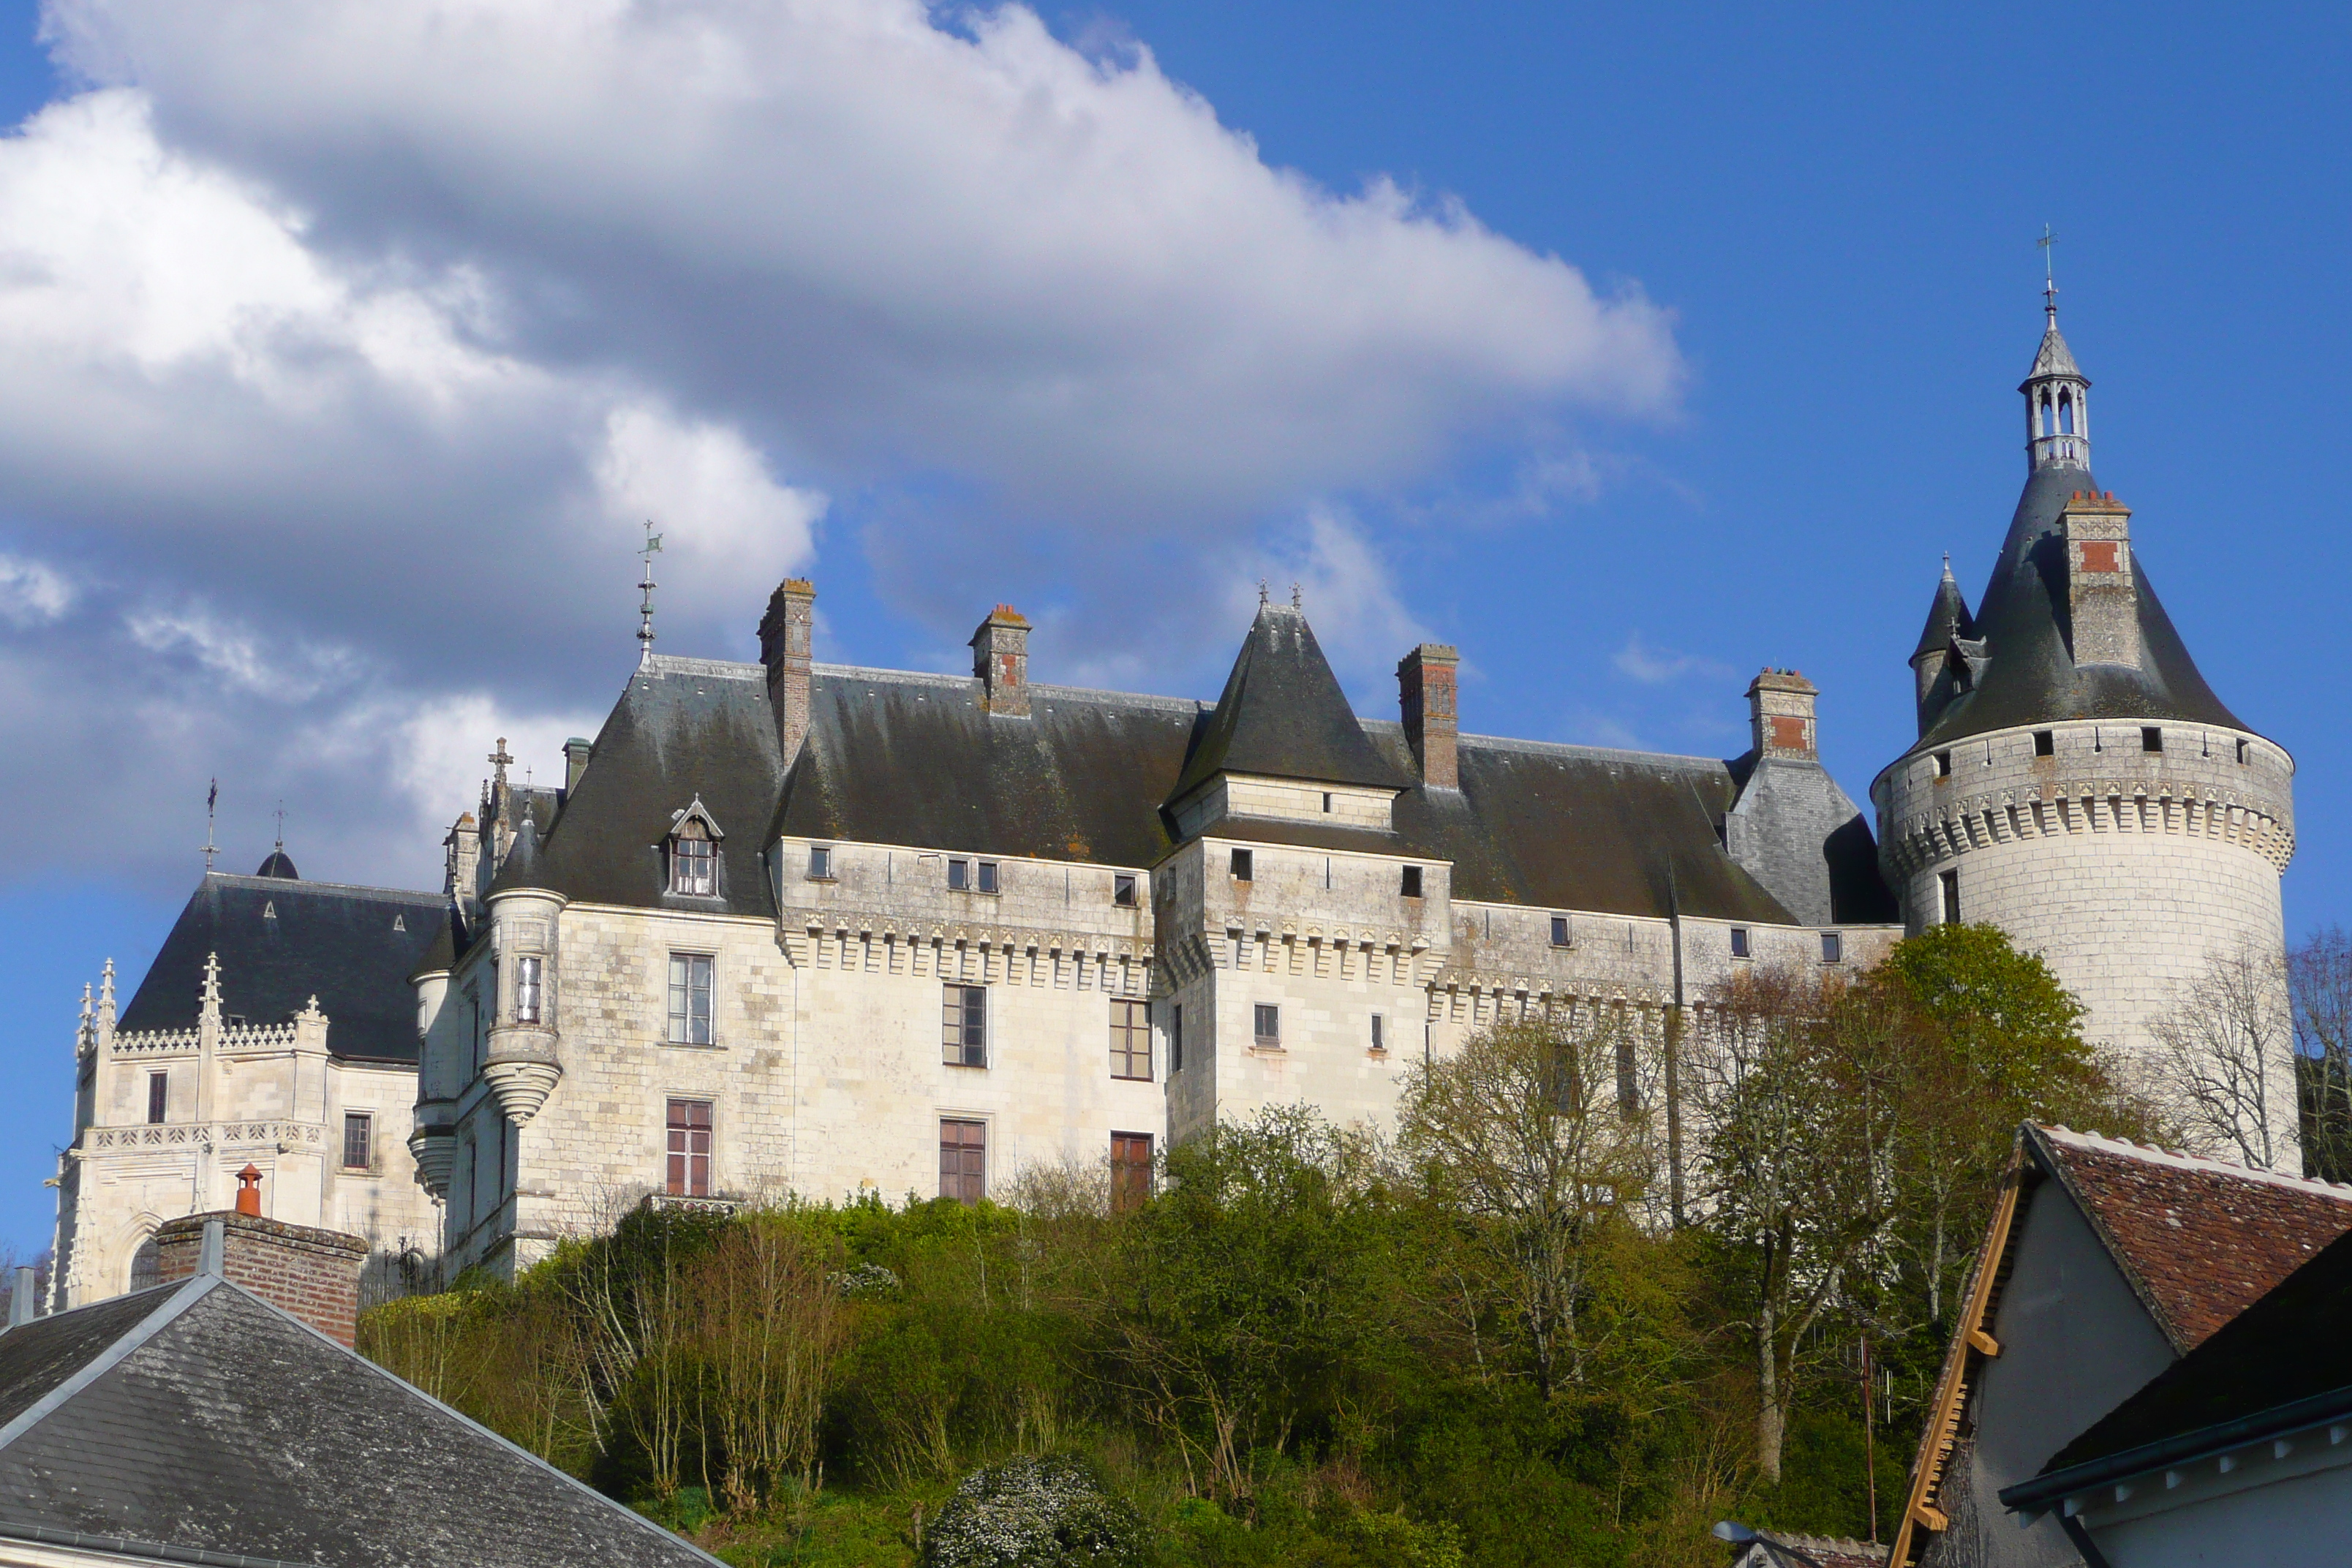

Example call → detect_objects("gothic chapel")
50 295 2295 1298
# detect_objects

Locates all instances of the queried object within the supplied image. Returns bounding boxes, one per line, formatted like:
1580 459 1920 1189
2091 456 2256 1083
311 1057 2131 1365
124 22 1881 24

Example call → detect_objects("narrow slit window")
940 1119 985 1204
146 1071 167 1126
2034 731 2055 757
1370 1014 1386 1053
1940 869 1961 926
1254 1003 1281 1047
1322 791 1333 813
1168 1003 1183 1074
666 1098 712 1196
514 955 543 1025
1401 865 1423 898
1230 848 1254 881
2236 738 2250 765
2142 727 2163 754
1616 1033 1639 1115
342 1112 373 1170
943 983 987 1067
1730 927 1751 960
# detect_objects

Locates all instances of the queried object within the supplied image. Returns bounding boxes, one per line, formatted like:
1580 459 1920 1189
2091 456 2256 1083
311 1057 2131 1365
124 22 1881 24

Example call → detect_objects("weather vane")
274 800 286 851
637 520 664 666
203 777 218 875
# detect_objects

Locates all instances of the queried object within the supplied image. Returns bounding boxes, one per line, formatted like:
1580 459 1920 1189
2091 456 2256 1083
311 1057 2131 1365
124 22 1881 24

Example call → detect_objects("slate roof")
1737 1534 1887 1568
1169 602 1411 801
0 1275 719 1568
118 873 447 1064
2032 1125 2352 1353
1911 561 1975 661
532 655 785 919
2023 319 2082 383
2020 1220 2352 1499
1899 460 2247 759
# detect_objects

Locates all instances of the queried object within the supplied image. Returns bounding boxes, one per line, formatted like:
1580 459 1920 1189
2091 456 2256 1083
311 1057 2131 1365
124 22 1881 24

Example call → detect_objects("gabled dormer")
662 796 725 899
1165 597 1410 840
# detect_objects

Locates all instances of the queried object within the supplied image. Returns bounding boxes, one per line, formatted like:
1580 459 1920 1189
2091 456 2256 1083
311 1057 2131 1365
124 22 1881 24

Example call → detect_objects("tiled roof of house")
2033 1125 2352 1353
0 1275 720 1567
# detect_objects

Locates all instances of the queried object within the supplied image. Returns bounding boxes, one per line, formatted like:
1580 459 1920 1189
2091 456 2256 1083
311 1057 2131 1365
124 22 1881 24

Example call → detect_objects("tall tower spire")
2021 231 2090 473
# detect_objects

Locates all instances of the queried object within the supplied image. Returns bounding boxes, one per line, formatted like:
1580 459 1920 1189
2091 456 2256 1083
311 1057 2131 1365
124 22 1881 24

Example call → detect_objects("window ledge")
804 875 838 883
1251 1039 1284 1052
658 1039 727 1052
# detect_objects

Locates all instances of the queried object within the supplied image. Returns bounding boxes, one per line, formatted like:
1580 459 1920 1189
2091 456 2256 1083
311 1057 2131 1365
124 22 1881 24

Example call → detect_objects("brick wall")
154 1212 369 1346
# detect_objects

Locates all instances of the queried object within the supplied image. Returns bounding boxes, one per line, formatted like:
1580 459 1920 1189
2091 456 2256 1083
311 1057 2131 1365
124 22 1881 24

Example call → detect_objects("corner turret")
1909 557 1978 736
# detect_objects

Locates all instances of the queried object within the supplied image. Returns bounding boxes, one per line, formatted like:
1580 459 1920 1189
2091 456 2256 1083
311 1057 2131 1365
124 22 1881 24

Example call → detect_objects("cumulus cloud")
0 0 1683 891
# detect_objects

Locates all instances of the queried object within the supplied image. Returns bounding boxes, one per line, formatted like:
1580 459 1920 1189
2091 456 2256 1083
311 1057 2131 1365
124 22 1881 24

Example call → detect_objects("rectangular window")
808 845 832 879
1821 931 1844 964
1109 998 1152 1080
1401 865 1423 898
1254 1003 1281 1047
940 1119 986 1204
1371 1014 1386 1052
666 1098 712 1196
342 1112 373 1170
1934 750 1953 778
1169 1003 1183 1074
1550 915 1572 948
1230 847 1254 881
943 984 988 1067
1730 927 1751 960
514 955 543 1025
1111 1132 1153 1212
2236 738 2250 765
2141 726 2164 754
666 953 714 1044
146 1071 167 1126
976 860 999 894
1940 870 1961 925
671 829 715 895
1616 1033 1639 1115
1113 873 1137 908
2033 730 2055 757
1321 791 1333 813
948 858 970 891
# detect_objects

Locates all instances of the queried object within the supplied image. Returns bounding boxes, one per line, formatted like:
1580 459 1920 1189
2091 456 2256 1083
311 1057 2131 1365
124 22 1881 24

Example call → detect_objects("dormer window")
665 799 725 896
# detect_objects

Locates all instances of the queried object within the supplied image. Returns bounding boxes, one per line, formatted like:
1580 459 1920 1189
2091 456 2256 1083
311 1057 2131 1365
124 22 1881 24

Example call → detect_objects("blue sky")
2 2 2346 1259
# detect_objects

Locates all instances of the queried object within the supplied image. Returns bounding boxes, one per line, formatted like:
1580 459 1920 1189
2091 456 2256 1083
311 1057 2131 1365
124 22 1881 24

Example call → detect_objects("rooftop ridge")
641 653 763 681
2039 1123 2352 1200
203 874 443 905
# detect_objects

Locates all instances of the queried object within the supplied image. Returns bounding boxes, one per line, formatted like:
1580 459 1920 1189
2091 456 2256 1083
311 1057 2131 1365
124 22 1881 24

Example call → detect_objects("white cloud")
125 603 361 701
389 692 603 833
1612 632 1735 686
0 554 71 625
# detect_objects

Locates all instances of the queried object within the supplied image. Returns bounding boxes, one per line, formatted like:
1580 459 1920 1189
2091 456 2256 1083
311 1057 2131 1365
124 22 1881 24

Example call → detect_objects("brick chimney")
562 736 592 793
154 1171 368 1346
970 605 1032 717
758 578 818 765
2060 489 2141 670
1397 644 1460 790
1747 668 1819 761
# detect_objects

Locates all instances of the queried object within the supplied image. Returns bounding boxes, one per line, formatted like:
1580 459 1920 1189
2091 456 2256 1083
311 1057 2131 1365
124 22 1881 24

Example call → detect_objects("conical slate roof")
1899 463 2247 760
1168 602 1409 802
487 810 549 896
253 847 299 880
1912 560 1976 660
2023 319 2084 384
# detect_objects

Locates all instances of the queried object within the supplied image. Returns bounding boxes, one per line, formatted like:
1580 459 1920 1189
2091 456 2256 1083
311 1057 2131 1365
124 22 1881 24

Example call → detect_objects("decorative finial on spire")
1257 578 1269 606
199 951 222 1022
1290 582 1302 610
489 737 513 791
1942 552 1953 578
2038 222 2058 327
272 799 285 853
203 777 218 875
636 520 664 666
99 958 114 1012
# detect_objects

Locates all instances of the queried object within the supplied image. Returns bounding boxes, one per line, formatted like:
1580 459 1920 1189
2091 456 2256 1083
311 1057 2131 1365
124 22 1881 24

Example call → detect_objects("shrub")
923 1455 1145 1568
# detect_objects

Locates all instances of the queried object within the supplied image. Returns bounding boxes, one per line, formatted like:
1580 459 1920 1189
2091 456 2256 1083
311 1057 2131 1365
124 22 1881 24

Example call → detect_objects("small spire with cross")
1290 582 1302 609
637 520 664 666
489 736 513 791
272 799 286 853
1257 578 1270 606
2038 222 2058 325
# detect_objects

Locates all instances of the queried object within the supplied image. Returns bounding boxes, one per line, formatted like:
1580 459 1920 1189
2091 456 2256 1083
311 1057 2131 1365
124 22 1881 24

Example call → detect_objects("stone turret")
1874 296 2296 1164
480 812 565 1126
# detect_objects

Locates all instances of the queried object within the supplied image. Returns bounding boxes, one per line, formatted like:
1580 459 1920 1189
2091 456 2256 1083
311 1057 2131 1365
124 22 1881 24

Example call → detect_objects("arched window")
128 1236 160 1291
2040 391 2054 437
2058 390 2076 434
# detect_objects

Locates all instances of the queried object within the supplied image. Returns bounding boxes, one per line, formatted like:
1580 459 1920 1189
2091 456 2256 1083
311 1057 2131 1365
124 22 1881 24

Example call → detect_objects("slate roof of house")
1898 461 2247 761
118 872 447 1064
2032 1125 2352 1354
2018 1219 2352 1501
1168 601 1411 800
1736 1534 1888 1568
0 1275 720 1568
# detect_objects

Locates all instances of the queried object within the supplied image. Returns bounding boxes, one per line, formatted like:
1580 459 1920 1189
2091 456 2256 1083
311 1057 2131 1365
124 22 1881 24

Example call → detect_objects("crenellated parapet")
779 906 1156 995
1875 720 2296 884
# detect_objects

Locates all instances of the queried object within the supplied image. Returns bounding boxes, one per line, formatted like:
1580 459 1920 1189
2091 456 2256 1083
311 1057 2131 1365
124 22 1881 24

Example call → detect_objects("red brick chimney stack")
1397 644 1460 790
154 1170 369 1346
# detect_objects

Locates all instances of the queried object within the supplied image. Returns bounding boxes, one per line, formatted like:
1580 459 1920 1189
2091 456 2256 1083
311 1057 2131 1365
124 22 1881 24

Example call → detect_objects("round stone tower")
1872 293 2296 1153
